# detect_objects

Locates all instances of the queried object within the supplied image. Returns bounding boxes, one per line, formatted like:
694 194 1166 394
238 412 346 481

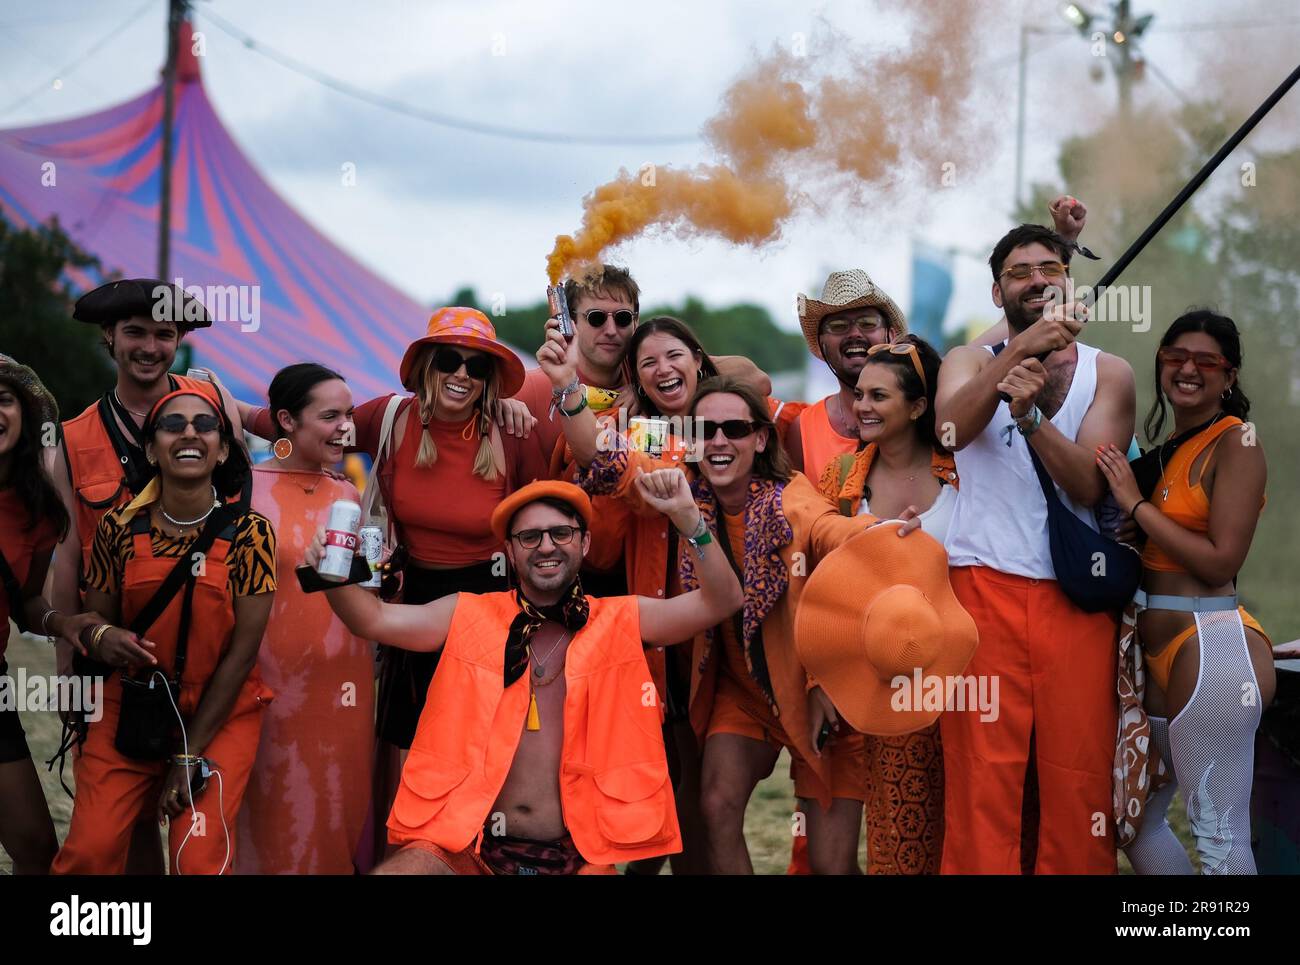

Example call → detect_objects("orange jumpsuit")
52 495 273 875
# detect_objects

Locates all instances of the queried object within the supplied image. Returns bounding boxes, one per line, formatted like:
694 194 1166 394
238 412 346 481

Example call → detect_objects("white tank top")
858 482 957 545
944 343 1101 579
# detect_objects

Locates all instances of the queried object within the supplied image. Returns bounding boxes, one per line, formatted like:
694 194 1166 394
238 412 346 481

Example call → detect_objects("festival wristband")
1015 405 1042 437
560 390 589 417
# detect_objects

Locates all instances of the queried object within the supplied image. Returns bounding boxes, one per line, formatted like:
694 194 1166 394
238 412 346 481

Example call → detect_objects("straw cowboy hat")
797 269 907 360
399 306 526 397
795 522 978 736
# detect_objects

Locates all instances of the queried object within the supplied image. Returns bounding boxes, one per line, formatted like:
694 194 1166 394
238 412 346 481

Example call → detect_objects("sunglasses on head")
510 525 582 549
697 419 759 441
432 347 492 381
999 261 1069 281
1158 347 1231 372
583 309 636 329
154 413 221 435
866 341 928 393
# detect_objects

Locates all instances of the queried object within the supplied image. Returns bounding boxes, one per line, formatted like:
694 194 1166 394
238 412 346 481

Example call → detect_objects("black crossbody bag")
992 342 1141 613
114 505 238 761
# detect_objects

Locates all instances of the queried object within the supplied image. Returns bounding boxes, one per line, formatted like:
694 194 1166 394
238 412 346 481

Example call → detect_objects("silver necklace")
113 390 149 419
530 629 571 679
160 485 220 529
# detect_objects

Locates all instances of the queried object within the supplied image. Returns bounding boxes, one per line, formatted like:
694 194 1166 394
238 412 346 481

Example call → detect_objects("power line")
0 0 157 119
196 7 702 147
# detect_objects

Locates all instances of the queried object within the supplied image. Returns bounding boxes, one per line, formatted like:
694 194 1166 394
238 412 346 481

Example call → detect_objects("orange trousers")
940 566 1118 875
52 675 268 875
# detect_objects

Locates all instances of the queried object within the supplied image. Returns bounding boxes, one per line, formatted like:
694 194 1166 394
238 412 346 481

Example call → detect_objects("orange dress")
235 467 376 874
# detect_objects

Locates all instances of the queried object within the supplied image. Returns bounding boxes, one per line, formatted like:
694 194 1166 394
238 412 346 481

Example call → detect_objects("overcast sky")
2 0 1297 351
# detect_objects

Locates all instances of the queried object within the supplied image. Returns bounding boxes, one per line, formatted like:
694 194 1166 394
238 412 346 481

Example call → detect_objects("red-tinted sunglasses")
1158 347 1231 372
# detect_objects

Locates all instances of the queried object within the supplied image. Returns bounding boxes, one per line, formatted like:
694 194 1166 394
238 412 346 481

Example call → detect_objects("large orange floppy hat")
490 480 593 544
398 306 526 397
795 522 978 736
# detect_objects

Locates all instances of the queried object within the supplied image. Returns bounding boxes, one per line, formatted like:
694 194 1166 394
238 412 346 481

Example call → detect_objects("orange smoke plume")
547 2 990 283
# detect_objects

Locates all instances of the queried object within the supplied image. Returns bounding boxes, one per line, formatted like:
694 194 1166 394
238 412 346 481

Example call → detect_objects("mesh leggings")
1125 610 1261 875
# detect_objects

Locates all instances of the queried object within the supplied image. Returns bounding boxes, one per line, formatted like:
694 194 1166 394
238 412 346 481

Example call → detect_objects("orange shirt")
798 398 858 483
390 413 507 565
714 510 780 722
0 488 57 650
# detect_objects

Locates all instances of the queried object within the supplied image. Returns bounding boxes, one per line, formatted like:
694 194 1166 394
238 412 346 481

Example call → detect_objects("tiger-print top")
86 507 277 599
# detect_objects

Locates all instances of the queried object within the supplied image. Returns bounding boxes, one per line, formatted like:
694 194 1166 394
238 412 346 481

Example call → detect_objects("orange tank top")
389 413 506 565
1141 416 1263 573
799 398 858 483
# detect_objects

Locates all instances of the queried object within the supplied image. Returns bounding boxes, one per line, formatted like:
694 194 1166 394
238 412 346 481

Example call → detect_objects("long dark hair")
691 375 792 484
1144 309 1251 443
627 316 720 416
268 362 346 438
144 394 249 499
0 373 69 539
859 334 947 455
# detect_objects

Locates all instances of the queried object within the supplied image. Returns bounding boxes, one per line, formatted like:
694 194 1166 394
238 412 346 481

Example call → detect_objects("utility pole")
1062 1 1153 124
157 0 187 283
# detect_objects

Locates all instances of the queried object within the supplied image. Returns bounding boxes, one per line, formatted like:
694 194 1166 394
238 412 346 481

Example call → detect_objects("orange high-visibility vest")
388 592 682 865
61 375 205 573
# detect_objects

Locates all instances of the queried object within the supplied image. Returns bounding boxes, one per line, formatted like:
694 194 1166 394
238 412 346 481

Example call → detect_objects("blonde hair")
413 346 503 481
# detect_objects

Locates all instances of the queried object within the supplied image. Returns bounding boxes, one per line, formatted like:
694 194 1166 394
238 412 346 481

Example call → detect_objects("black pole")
156 0 185 282
1092 61 1300 296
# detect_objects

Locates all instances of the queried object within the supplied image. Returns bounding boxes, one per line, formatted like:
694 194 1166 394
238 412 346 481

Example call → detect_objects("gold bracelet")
89 623 113 656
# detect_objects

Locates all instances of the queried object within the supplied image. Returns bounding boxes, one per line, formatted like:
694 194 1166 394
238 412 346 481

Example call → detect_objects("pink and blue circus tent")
0 21 436 404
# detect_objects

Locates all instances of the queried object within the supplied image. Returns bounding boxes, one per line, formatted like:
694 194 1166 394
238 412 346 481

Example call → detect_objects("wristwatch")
681 515 713 558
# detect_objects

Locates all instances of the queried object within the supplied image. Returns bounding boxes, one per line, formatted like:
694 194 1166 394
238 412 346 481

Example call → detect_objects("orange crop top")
1140 416 1264 573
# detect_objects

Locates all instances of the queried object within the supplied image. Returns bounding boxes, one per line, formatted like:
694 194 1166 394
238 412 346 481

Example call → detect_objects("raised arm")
536 315 604 468
304 527 457 651
633 468 743 646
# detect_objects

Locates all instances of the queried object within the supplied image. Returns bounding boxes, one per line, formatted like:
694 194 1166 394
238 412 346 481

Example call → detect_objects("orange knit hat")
490 480 593 543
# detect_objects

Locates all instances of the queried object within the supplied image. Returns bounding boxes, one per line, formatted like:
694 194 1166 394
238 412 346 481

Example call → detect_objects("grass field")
2 625 1194 875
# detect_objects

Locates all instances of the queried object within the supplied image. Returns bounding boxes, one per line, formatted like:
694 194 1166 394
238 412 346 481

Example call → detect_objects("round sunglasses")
432 347 493 381
583 309 636 329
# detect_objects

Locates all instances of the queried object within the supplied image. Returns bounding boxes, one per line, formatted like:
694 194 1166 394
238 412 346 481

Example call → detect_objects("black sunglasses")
155 413 221 435
583 309 636 329
433 347 493 381
698 419 758 440
510 525 582 549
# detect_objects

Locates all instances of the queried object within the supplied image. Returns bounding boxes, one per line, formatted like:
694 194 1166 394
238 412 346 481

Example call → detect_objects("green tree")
0 214 114 417
1020 105 1300 633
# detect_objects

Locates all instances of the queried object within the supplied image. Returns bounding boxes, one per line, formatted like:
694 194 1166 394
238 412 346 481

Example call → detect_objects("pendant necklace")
530 629 570 680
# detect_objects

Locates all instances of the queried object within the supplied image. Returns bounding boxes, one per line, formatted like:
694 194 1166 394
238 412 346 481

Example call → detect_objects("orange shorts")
394 837 616 876
706 674 866 802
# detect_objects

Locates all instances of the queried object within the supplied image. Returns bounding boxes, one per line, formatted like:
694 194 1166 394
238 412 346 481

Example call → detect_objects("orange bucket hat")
795 522 978 736
398 306 526 397
490 480 593 543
